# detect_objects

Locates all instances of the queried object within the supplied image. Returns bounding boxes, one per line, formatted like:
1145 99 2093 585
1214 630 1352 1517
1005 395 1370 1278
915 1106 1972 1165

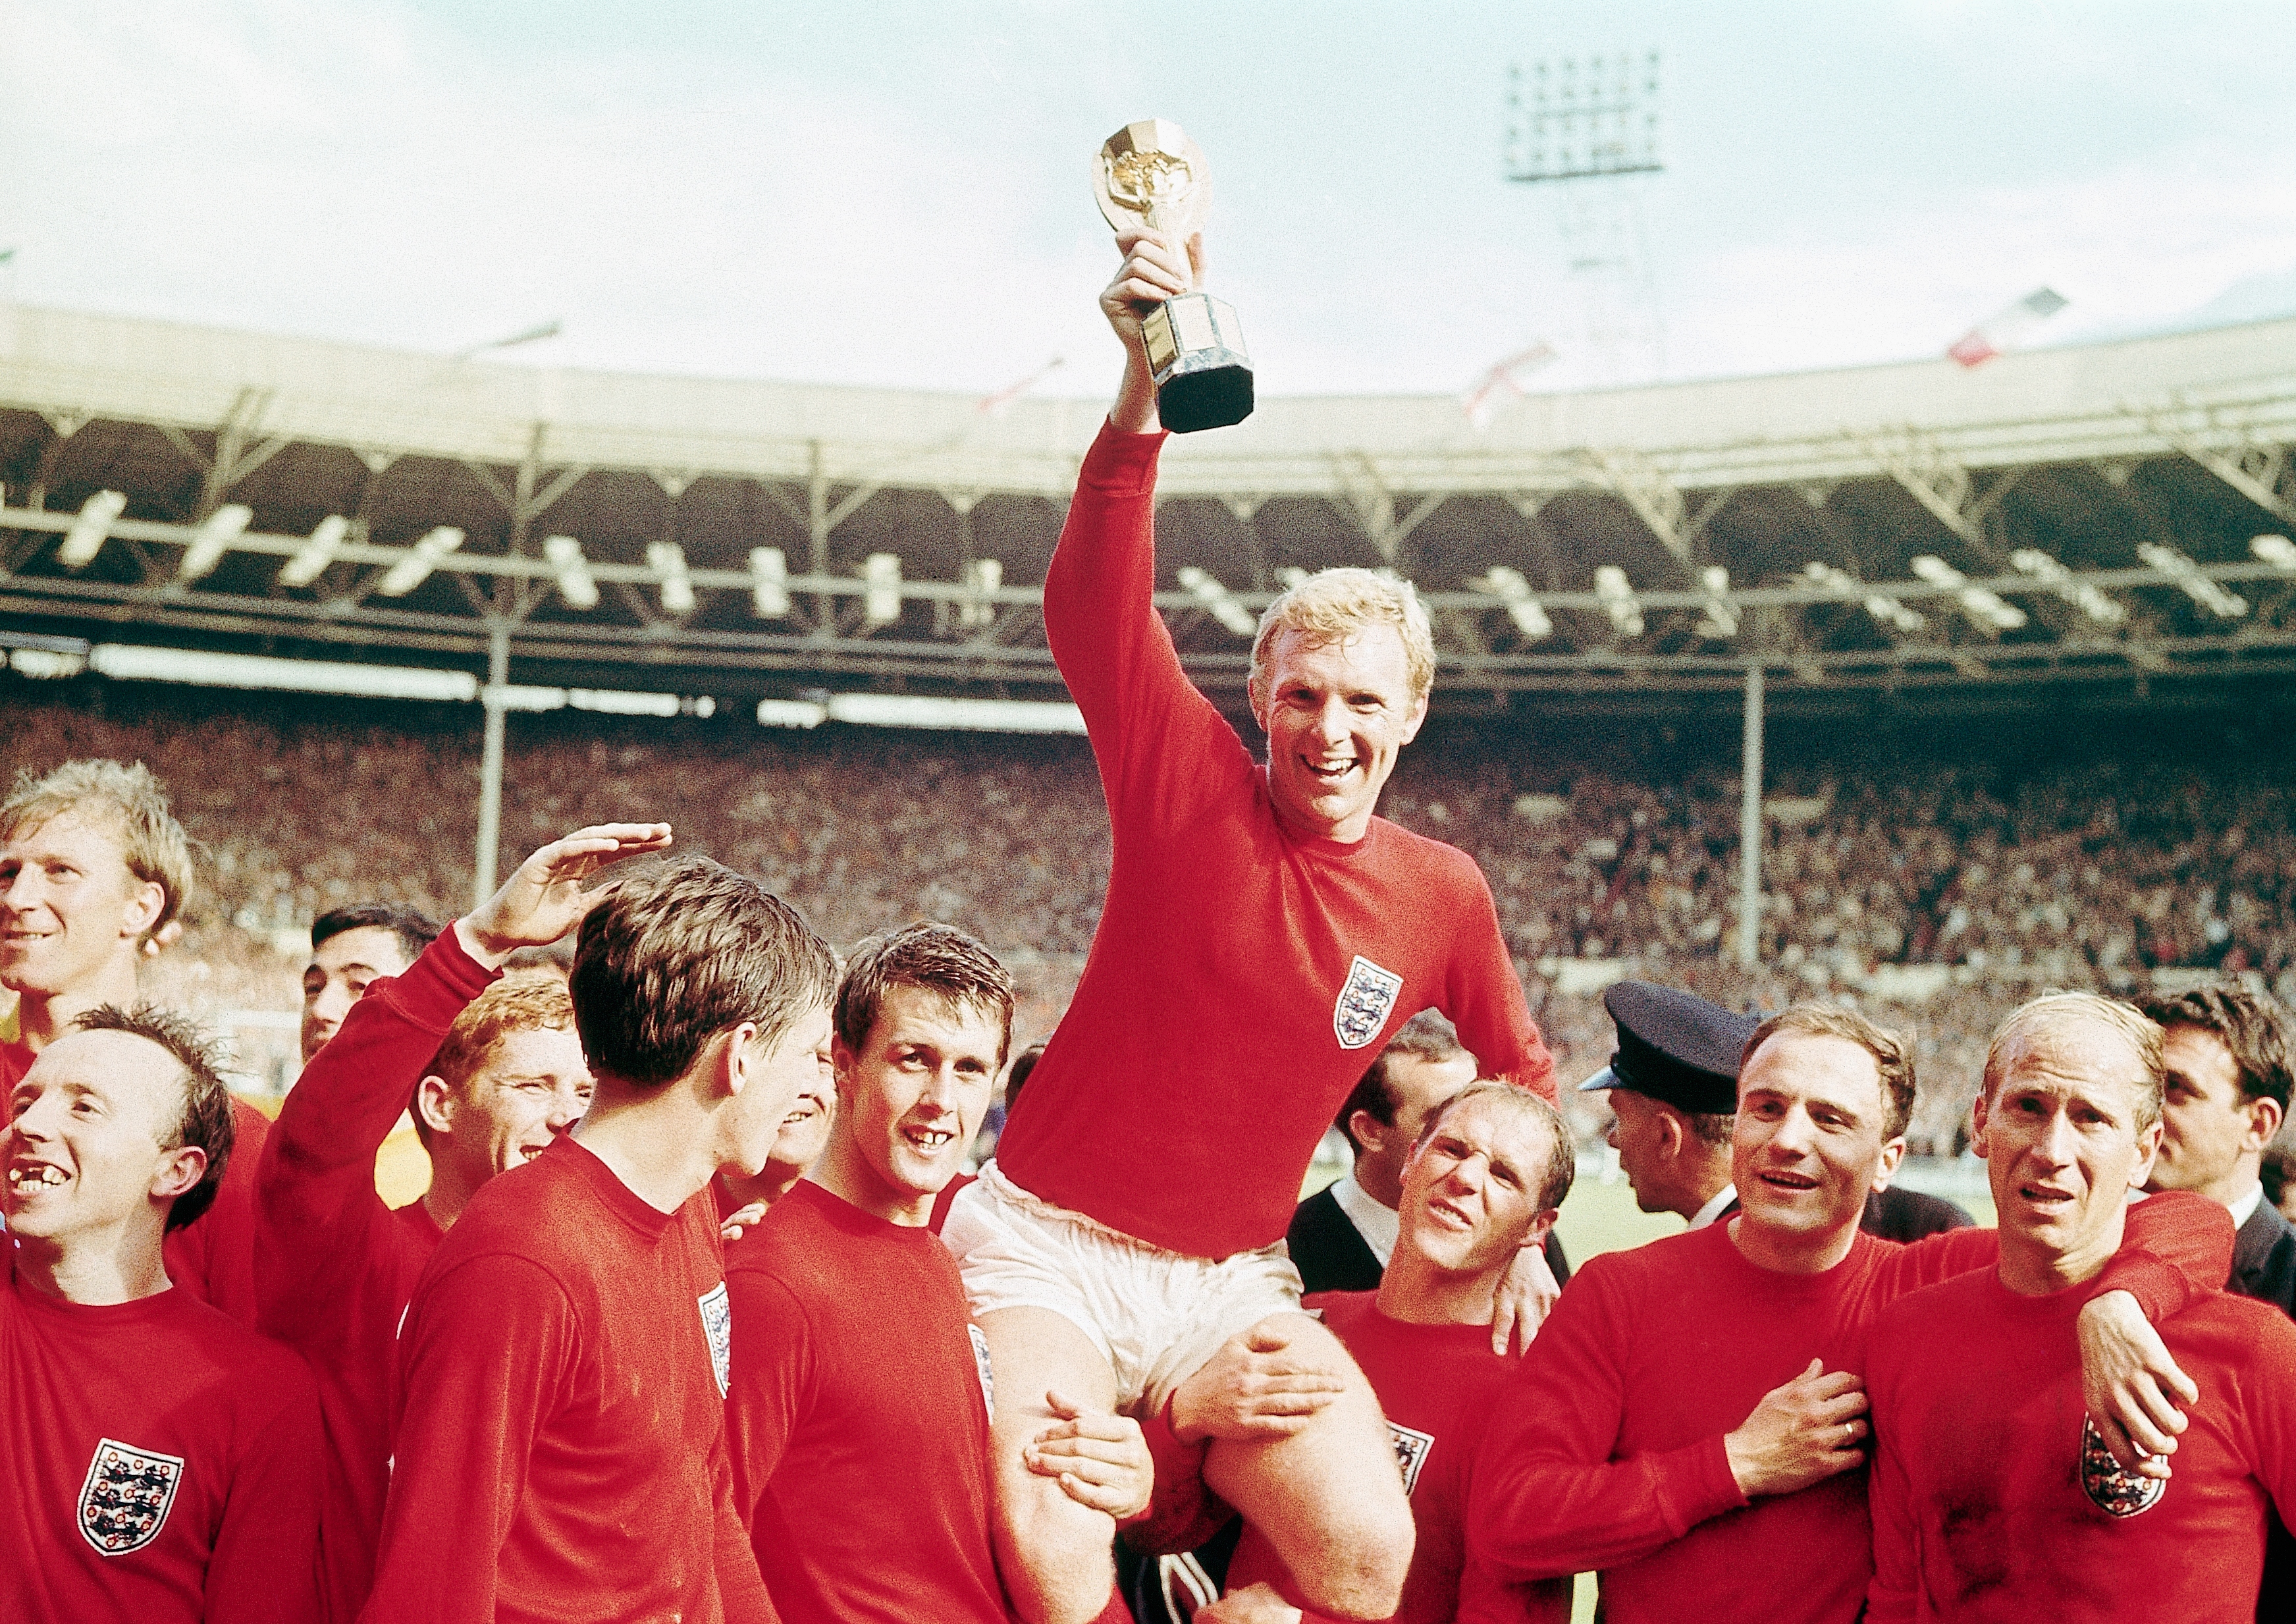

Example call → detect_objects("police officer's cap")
1576 981 1760 1116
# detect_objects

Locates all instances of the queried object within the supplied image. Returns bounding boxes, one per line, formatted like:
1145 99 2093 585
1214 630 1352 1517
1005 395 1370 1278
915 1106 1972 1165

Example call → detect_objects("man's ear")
1519 1209 1560 1253
720 1022 761 1101
2245 1095 2285 1153
1871 1135 1908 1194
1347 1108 1389 1158
120 880 166 944
414 1075 456 1137
1653 1108 1684 1163
2131 1117 2165 1190
1970 1091 1993 1160
150 1143 206 1206
1399 688 1431 747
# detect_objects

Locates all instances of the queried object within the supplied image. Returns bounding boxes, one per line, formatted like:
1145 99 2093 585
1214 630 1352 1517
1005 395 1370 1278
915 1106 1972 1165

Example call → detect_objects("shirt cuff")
1081 418 1167 497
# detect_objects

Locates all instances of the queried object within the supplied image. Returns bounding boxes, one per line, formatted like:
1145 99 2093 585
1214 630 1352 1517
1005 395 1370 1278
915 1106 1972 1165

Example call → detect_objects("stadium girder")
3 302 2294 711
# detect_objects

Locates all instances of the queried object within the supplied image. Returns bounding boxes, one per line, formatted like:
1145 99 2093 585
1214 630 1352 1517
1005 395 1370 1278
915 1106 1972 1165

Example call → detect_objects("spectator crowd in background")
6 678 2291 1160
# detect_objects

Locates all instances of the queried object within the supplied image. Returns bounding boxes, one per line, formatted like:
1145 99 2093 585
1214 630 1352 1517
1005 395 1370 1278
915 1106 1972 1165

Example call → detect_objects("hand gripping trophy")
1093 119 1254 433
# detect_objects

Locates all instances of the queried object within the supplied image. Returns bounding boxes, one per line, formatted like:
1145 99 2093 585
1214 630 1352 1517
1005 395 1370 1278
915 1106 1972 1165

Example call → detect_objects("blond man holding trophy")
942 120 1560 1624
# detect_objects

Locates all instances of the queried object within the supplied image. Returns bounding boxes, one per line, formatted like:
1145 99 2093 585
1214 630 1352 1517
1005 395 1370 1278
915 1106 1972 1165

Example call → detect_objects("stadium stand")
8 677 2289 1158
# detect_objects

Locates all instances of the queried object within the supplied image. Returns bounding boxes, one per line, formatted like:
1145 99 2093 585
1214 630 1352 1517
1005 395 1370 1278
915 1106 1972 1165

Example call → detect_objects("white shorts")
942 1162 1305 1417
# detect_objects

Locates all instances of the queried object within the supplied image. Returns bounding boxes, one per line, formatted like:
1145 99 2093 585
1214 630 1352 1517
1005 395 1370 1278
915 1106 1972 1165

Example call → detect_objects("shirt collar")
2228 1181 2266 1231
1331 1175 1400 1267
1688 1183 1738 1232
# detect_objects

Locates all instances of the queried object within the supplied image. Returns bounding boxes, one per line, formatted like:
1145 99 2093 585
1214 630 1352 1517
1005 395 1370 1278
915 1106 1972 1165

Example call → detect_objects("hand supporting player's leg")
1195 1313 1414 1621
979 1306 1129 1624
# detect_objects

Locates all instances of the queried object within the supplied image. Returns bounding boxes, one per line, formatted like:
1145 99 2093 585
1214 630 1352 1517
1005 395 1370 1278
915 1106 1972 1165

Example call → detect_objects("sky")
3 0 2293 402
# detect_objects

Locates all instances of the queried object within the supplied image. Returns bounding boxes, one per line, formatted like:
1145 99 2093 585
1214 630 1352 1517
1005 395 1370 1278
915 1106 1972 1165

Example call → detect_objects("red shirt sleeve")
1861 1330 1919 1624
205 1361 327 1624
256 927 498 1334
1469 1264 1744 1581
2091 1187 2237 1320
363 1253 573 1624
1439 865 1554 1098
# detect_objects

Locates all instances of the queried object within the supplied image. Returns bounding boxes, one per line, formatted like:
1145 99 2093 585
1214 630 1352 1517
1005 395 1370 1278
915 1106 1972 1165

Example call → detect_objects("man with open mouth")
1 1003 322 1622
1471 1001 2235 1624
1866 992 2296 1622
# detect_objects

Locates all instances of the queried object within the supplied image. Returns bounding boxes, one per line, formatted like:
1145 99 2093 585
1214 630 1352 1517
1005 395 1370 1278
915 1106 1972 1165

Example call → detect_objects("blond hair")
1 760 195 938
1248 568 1436 709
1983 992 2165 1129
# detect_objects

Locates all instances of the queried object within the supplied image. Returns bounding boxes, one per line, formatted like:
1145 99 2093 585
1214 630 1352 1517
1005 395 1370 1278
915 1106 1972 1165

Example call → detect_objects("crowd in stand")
5 682 2289 1159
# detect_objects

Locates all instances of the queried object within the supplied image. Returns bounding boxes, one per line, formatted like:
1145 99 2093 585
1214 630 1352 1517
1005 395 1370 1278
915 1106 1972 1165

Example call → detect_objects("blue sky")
3 0 2291 399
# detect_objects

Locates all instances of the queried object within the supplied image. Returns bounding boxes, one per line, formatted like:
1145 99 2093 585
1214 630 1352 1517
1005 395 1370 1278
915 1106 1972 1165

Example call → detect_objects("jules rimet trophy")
1093 119 1254 433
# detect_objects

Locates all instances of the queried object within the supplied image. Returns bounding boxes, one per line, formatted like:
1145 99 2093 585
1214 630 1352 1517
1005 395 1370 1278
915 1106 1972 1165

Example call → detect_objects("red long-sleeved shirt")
361 1136 772 1624
725 1179 1009 1624
254 925 496 1623
1469 1193 2231 1624
1867 1269 2296 1622
0 1261 325 1623
997 423 1555 1259
1227 1291 1567 1624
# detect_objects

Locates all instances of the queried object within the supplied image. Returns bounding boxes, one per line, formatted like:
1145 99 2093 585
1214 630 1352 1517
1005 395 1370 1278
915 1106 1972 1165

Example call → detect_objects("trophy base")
1144 292 1254 434
1158 358 1255 435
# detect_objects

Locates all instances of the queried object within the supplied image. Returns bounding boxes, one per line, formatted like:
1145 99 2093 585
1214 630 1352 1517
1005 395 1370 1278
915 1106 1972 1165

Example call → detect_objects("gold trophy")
1094 119 1254 433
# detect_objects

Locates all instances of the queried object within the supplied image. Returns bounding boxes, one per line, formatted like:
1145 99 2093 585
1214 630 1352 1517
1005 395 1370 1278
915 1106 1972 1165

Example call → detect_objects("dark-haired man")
302 902 441 1062
2 1004 323 1622
1215 1085 1577 1624
362 855 838 1624
0 757 273 1324
2141 984 2296 1316
728 923 1149 1623
258 825 654 1624
1867 993 2296 1622
1472 1002 2235 1624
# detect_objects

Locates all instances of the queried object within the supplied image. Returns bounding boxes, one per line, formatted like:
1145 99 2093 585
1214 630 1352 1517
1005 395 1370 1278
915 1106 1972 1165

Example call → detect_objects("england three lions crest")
2079 1417 2166 1518
77 1438 185 1556
1333 956 1404 1051
699 1282 733 1397
1387 1421 1435 1497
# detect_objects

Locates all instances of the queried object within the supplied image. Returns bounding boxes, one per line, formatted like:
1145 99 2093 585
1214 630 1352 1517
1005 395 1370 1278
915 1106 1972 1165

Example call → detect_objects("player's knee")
1291 1504 1415 1620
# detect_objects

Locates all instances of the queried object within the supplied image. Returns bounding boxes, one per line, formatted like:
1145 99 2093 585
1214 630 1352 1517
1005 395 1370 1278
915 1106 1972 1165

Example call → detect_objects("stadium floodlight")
58 489 128 568
2008 548 2127 626
960 558 1003 631
2137 542 2248 618
1593 565 1643 637
1473 566 1553 640
757 697 829 728
541 535 599 610
377 526 466 597
178 503 253 582
647 541 695 616
1909 555 2027 632
485 684 570 713
1694 564 1738 637
1176 566 1260 637
9 648 88 680
862 553 903 626
1802 560 1925 633
87 643 480 703
279 516 351 587
750 547 790 617
824 693 1087 735
2253 535 2296 571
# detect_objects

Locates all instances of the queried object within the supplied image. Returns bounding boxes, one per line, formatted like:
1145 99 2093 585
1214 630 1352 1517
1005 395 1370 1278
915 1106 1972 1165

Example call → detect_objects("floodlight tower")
1503 53 1666 385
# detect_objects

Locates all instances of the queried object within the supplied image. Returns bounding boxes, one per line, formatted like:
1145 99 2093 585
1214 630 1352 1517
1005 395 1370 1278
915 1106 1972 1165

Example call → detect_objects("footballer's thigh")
979 1305 1125 1624
1200 1311 1415 1622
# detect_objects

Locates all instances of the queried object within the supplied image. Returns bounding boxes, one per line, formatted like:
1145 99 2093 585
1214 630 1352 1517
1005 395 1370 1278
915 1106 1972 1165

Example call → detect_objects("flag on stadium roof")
1462 341 1560 427
1947 287 2069 367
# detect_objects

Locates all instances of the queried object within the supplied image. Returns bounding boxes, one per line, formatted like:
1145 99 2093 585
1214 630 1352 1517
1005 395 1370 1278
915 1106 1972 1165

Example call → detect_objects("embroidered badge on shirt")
969 1323 997 1417
1387 1421 1435 1497
77 1438 186 1556
1333 955 1404 1050
2079 1417 2167 1517
699 1282 733 1397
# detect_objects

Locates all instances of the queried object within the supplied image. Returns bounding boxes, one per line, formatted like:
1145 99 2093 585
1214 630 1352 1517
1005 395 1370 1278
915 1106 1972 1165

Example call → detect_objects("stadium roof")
2 301 2293 717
